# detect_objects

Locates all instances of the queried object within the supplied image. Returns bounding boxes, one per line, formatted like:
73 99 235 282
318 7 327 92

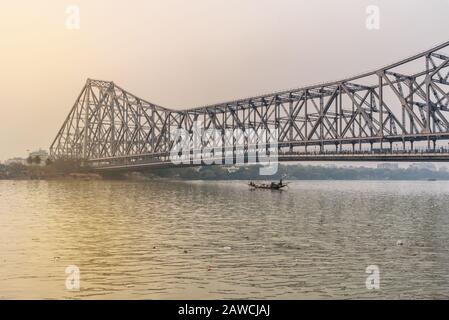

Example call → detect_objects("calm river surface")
1 179 449 299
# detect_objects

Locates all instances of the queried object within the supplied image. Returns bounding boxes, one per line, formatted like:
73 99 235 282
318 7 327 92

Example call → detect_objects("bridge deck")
90 150 449 172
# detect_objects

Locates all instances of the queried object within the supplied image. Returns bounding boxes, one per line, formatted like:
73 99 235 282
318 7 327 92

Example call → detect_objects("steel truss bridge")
50 41 449 171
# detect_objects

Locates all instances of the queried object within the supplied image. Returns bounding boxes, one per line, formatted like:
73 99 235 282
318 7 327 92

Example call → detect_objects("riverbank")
0 159 101 180
143 164 449 181
2 162 448 181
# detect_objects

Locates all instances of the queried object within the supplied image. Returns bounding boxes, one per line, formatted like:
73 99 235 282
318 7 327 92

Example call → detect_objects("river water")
0 179 449 299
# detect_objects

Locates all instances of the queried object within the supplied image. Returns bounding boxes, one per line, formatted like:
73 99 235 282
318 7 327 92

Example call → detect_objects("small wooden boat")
248 179 288 190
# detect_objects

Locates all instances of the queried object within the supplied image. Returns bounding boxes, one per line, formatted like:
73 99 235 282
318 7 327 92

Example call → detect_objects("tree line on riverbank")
2 159 448 181
145 164 449 181
0 159 85 180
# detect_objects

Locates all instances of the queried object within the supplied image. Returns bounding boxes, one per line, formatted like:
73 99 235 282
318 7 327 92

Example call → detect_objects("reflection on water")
1 179 449 299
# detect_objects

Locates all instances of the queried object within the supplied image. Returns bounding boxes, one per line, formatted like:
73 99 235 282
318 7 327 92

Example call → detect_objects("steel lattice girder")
50 41 449 163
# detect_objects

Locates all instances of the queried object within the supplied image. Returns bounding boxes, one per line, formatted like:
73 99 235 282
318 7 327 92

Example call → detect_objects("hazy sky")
1 0 449 161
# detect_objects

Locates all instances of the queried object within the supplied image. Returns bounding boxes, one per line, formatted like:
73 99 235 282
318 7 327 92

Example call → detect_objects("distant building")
27 149 49 166
377 163 399 169
409 163 437 171
5 157 27 166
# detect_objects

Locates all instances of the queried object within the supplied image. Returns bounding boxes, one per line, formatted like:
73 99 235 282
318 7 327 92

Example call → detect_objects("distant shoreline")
1 176 446 182
1 161 447 181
